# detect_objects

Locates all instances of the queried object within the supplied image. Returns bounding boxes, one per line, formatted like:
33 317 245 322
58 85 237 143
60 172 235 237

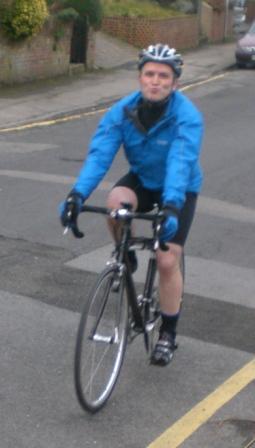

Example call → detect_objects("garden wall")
0 20 73 84
201 1 233 42
102 15 199 50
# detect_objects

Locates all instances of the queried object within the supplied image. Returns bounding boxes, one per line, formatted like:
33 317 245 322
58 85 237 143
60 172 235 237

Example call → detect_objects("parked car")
235 21 255 67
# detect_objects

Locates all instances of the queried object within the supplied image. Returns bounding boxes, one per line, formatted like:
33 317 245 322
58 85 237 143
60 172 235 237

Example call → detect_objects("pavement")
0 31 238 131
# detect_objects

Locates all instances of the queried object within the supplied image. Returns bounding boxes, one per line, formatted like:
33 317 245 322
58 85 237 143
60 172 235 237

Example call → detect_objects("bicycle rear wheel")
74 266 128 413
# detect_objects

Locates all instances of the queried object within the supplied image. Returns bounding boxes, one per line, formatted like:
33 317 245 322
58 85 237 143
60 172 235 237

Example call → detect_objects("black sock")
160 312 180 338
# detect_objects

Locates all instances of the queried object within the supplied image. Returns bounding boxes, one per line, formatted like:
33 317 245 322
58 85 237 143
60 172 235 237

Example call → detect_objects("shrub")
1 0 49 40
56 7 79 22
47 0 103 29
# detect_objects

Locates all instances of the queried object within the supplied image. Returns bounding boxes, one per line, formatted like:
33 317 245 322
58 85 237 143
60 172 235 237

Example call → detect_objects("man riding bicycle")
60 43 204 366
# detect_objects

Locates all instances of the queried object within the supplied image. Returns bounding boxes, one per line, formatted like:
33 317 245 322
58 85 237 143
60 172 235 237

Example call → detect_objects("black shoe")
127 250 138 274
150 331 177 366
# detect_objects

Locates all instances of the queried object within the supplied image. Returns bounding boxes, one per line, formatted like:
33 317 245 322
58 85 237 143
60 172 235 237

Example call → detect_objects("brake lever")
62 211 84 239
156 219 169 252
63 227 69 235
71 223 84 239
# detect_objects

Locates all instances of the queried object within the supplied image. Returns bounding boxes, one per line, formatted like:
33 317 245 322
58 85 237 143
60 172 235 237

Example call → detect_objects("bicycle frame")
123 232 159 348
79 203 165 350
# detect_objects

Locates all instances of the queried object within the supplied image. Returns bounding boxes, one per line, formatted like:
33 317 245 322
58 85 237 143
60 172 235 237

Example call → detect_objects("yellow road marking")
0 73 227 134
244 437 255 448
0 108 107 134
181 73 226 92
148 358 255 448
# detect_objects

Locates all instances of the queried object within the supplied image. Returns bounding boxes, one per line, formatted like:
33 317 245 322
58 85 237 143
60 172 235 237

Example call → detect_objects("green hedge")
1 0 48 40
47 0 103 29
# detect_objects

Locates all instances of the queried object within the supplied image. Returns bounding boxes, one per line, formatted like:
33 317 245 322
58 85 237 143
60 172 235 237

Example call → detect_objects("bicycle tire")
74 266 128 413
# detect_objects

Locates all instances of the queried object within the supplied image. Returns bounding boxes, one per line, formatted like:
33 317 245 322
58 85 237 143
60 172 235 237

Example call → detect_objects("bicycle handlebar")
81 204 165 222
64 203 169 250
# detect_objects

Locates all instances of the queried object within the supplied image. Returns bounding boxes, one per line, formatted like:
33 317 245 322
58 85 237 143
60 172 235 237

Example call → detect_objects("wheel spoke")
85 342 112 396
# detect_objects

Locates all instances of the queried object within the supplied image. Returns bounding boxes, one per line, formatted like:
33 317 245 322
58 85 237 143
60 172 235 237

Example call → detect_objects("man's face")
139 62 178 102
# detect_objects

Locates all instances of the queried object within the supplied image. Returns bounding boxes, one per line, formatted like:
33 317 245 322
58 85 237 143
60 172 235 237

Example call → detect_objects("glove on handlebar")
159 204 179 243
59 191 84 228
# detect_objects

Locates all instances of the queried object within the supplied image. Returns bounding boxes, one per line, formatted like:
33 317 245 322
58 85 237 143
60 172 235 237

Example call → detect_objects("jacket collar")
124 91 176 134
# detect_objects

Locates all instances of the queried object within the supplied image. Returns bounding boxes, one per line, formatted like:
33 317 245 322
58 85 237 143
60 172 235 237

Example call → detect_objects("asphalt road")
0 68 255 448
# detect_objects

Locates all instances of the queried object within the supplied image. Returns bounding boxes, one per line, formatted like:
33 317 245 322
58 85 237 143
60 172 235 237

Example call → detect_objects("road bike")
70 203 184 413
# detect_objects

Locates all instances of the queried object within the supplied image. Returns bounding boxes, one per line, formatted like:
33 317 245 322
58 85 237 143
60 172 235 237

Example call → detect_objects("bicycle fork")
89 268 125 345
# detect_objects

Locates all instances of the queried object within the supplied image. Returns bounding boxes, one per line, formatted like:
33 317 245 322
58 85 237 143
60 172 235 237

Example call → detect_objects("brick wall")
206 0 225 12
201 1 233 42
201 2 213 39
102 16 199 50
211 8 226 40
0 20 73 84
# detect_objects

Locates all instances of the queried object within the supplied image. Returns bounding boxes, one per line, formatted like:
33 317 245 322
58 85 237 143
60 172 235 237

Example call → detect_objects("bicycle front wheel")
74 266 128 413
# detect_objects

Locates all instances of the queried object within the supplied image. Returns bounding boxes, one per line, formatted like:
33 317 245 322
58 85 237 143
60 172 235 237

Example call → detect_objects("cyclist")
60 43 204 366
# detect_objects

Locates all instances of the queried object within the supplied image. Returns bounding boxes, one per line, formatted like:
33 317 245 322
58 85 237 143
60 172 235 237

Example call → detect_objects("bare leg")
106 186 138 241
156 243 183 315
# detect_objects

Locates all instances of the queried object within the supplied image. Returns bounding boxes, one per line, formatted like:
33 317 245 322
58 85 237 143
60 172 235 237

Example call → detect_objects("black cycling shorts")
114 171 197 246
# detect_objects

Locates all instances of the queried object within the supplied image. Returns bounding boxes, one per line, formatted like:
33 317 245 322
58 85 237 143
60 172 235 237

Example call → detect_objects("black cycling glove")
60 191 84 228
159 204 179 243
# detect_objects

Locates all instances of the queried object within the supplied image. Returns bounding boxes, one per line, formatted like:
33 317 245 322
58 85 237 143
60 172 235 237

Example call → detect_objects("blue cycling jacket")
73 90 204 210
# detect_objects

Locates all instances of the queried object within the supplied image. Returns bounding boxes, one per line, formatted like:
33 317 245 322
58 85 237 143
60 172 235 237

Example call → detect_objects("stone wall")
0 20 73 84
102 15 199 50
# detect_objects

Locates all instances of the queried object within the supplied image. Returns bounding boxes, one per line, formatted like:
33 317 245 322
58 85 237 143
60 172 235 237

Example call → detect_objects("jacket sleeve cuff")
69 189 86 202
162 202 180 218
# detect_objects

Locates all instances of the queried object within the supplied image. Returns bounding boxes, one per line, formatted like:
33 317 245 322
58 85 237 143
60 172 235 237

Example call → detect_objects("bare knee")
106 187 138 210
106 187 138 241
157 244 182 277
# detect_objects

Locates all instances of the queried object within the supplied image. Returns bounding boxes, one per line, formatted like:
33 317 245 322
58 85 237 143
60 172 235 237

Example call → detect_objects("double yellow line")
0 74 226 134
148 358 255 447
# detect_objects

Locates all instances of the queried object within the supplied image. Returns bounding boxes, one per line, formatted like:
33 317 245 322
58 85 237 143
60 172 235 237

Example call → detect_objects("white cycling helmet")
138 43 183 78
